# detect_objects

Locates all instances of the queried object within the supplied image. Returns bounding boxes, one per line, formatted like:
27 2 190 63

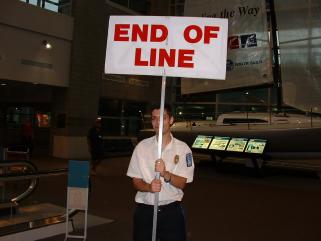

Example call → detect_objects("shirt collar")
153 134 174 151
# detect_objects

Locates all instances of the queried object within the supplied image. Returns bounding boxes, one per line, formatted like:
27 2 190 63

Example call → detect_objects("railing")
0 161 71 238
0 161 68 204
0 161 38 204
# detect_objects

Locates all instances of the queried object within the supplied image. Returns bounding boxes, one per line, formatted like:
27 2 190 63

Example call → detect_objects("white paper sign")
105 16 228 80
67 187 88 210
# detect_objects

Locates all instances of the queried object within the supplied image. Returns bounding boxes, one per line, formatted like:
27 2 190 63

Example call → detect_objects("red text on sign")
134 48 194 68
184 25 220 44
114 24 168 42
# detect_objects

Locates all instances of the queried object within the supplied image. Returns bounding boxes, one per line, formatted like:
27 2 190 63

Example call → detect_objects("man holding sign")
127 103 194 241
106 15 227 241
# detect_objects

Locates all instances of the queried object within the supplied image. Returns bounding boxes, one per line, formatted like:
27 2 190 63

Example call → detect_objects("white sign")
105 16 228 80
67 187 88 210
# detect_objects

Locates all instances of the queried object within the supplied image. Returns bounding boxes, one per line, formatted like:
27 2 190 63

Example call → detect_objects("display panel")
245 139 267 154
226 138 248 152
192 135 213 149
209 136 230 151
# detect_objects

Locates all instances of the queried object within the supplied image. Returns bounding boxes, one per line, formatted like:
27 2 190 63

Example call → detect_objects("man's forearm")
162 171 187 190
132 178 151 192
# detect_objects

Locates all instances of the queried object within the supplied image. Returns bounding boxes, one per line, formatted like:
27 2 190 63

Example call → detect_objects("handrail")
0 161 68 203
0 161 77 238
0 169 68 182
0 161 38 203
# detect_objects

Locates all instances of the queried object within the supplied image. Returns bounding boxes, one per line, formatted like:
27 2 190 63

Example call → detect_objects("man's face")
151 109 174 135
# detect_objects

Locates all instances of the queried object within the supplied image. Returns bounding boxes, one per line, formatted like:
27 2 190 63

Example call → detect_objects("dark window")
223 118 268 125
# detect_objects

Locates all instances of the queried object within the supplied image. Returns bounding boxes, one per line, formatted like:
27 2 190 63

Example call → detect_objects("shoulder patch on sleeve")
186 153 193 167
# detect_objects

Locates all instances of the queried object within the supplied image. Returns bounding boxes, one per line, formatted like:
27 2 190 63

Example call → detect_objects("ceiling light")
42 40 52 49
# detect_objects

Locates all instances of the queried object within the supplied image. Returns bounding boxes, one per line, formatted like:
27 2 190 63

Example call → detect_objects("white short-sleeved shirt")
127 135 194 205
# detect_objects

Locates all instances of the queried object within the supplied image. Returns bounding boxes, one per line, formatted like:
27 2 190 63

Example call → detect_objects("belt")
137 201 180 212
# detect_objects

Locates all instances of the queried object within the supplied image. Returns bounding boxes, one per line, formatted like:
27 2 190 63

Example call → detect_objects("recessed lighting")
42 40 52 49
0 83 7 86
45 43 52 49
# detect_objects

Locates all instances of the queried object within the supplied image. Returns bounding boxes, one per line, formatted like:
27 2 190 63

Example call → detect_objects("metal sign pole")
152 74 167 241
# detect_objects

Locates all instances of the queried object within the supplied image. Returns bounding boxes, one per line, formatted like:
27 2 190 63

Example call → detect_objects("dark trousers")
90 150 104 170
22 136 33 154
133 201 186 241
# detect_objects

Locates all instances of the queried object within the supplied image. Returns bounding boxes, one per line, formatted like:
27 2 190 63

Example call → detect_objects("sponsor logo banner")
182 0 272 94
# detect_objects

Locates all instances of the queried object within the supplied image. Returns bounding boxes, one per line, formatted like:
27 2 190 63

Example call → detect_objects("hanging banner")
182 0 272 94
105 16 228 80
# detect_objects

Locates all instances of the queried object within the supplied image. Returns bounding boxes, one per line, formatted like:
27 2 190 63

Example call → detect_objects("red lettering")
150 25 168 42
134 48 148 66
159 49 176 67
204 26 219 44
150 48 157 66
132 24 148 42
134 48 195 68
178 49 194 68
184 25 202 43
114 24 168 42
183 25 220 44
114 24 130 41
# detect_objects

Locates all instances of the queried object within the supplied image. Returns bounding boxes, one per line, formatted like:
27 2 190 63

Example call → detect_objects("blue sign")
68 160 90 188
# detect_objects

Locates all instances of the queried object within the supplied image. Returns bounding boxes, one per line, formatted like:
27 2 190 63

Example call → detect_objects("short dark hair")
149 102 173 117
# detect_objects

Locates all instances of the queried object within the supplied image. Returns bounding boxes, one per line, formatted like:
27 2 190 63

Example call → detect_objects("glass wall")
170 0 185 16
20 0 72 15
1 106 51 148
109 0 151 14
98 99 146 136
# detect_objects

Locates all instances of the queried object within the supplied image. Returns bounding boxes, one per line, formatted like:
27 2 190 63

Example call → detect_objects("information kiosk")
208 136 230 151
245 139 267 154
192 135 268 174
226 138 248 152
192 135 213 149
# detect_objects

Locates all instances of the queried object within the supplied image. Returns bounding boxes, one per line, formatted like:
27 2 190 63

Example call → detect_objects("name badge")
174 155 179 164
